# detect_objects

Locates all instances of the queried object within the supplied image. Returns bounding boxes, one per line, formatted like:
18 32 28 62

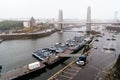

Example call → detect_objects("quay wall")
106 26 120 32
0 30 56 40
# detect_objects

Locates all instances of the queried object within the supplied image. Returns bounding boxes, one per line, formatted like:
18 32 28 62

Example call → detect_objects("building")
23 21 30 28
23 17 36 28
29 17 36 27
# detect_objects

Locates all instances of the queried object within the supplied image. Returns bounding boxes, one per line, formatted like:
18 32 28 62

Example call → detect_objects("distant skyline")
0 0 120 20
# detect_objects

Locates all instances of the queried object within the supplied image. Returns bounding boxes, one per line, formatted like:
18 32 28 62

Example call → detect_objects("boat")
32 42 69 61
1 61 45 80
50 43 68 53
32 35 93 65
65 39 80 51
84 36 94 44
32 48 56 61
65 36 86 52
73 36 85 43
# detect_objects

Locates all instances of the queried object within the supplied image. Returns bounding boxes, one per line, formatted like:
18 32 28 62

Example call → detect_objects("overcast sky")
0 0 119 19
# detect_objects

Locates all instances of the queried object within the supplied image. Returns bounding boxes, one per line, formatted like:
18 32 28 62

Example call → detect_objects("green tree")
0 20 23 30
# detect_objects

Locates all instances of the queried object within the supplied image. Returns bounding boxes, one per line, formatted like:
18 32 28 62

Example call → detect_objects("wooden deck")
1 62 45 80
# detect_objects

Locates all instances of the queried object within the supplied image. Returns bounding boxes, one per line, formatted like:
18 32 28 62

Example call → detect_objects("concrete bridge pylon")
86 6 91 34
58 9 63 30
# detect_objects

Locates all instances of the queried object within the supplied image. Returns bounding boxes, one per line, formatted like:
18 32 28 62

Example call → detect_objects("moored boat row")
0 35 94 80
32 35 93 64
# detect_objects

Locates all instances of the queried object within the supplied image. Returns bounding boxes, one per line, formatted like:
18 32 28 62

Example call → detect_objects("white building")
23 21 30 28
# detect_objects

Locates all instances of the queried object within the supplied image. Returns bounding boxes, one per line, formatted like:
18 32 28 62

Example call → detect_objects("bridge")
48 22 120 24
1 6 119 33
47 6 120 34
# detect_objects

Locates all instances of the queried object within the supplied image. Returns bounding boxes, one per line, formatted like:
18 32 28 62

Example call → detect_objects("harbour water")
0 27 86 80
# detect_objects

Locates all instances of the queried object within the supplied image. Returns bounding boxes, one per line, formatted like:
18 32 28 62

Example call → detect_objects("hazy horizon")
0 0 120 20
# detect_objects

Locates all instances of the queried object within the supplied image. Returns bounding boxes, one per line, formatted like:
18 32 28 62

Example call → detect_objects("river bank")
106 25 120 32
0 29 56 40
105 55 120 80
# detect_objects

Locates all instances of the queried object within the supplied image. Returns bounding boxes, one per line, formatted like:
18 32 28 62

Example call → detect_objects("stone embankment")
0 29 56 40
106 25 120 32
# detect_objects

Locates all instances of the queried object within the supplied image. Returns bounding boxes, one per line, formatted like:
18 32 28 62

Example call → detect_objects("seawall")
0 30 56 40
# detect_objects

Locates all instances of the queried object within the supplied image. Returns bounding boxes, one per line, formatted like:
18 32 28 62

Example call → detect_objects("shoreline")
0 29 56 40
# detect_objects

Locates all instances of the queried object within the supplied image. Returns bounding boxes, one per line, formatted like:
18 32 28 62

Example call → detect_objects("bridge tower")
114 11 119 22
86 6 91 34
58 9 63 30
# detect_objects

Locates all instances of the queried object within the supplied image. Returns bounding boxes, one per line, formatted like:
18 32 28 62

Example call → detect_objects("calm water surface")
0 27 85 80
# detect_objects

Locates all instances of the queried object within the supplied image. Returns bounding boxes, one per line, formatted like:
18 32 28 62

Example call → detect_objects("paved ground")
72 31 120 80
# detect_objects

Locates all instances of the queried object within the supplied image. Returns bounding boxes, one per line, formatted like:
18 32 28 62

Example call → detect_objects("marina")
0 25 119 80
0 26 120 80
32 35 89 64
0 0 120 79
0 31 93 80
0 28 89 80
